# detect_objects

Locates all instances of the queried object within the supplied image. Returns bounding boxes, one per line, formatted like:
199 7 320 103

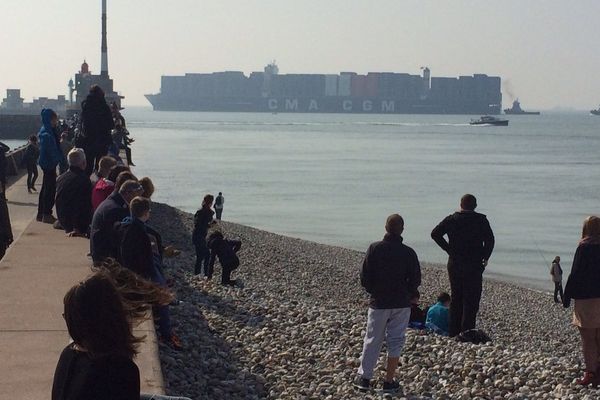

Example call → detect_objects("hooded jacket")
431 211 495 266
81 95 114 149
360 233 422 309
37 109 63 170
114 217 154 279
55 165 93 233
207 232 241 270
90 191 129 262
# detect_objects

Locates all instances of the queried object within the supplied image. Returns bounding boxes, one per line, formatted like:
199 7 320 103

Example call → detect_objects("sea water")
32 108 600 289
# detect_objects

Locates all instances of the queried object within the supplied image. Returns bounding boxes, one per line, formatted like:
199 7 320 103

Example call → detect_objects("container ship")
145 63 502 115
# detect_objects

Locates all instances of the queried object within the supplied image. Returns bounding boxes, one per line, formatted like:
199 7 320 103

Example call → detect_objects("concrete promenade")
0 174 165 400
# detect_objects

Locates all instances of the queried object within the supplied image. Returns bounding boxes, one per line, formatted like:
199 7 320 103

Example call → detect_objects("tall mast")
100 0 108 77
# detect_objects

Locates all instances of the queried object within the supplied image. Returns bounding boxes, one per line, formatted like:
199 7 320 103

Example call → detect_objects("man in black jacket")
355 214 421 394
90 179 143 263
55 148 92 236
81 85 114 175
431 194 495 337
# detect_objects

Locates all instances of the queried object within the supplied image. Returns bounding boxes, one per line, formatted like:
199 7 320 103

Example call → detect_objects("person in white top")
551 256 563 303
214 192 225 220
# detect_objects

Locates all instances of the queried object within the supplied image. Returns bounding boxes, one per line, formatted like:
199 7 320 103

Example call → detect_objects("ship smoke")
502 80 515 102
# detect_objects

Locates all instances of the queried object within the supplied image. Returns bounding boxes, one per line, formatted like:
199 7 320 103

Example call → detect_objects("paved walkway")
0 173 164 400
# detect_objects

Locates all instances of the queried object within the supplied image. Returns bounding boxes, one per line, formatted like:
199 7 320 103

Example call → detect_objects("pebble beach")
151 202 597 399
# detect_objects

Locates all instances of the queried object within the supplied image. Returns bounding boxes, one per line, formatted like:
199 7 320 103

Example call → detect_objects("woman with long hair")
192 194 215 276
564 216 600 387
52 259 190 400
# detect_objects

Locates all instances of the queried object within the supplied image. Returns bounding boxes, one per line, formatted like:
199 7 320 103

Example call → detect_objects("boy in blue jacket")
426 292 451 336
37 109 65 223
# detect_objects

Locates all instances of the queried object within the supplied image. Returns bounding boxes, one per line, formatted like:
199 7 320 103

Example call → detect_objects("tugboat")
470 115 509 126
591 105 600 116
504 99 540 115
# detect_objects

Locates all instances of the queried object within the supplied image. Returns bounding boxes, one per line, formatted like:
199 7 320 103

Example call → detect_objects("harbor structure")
71 0 123 110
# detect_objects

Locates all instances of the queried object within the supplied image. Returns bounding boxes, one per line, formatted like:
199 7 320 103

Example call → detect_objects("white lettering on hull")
285 99 299 111
381 100 395 112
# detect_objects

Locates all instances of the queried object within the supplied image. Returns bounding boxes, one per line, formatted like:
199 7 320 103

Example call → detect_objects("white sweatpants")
357 307 411 380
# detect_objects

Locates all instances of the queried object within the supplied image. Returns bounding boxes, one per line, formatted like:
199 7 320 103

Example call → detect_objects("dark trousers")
0 243 7 259
84 145 108 176
215 208 223 220
222 266 232 284
194 238 210 276
150 263 172 338
554 281 564 303
37 168 56 216
448 261 483 337
125 146 134 165
27 164 38 190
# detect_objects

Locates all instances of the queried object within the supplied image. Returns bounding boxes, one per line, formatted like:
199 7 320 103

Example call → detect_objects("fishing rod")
531 235 550 269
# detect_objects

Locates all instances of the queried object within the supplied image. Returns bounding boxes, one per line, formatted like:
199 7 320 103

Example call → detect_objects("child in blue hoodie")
37 109 64 223
426 292 451 336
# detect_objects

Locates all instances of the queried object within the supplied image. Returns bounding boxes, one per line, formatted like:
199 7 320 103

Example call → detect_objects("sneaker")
221 279 237 287
36 214 43 222
42 214 57 224
353 376 372 392
27 188 32 194
31 187 37 192
382 380 400 393
53 220 64 230
169 299 183 306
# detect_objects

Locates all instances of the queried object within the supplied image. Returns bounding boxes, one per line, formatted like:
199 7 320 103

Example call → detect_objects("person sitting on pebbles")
426 292 451 336
355 214 422 394
408 291 427 330
207 231 242 286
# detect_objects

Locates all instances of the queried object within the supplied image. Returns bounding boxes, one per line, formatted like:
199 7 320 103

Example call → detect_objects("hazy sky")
1 0 599 108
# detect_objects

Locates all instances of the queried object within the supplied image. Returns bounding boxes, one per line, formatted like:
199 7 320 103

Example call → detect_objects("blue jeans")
151 263 172 338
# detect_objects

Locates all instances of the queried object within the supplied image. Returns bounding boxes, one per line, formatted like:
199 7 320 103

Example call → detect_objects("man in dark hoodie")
37 109 64 223
81 85 114 176
431 194 495 337
55 148 92 236
354 214 421 394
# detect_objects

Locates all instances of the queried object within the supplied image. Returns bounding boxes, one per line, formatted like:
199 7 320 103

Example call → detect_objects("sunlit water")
17 109 600 289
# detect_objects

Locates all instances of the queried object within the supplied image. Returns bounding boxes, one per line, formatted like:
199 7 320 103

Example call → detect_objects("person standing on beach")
37 109 64 224
355 214 421 393
80 85 114 176
563 216 600 387
431 194 495 337
551 256 564 303
214 192 224 220
192 195 215 276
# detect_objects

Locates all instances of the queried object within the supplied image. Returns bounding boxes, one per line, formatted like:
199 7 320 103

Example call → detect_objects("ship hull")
591 110 600 116
145 94 501 115
504 110 540 115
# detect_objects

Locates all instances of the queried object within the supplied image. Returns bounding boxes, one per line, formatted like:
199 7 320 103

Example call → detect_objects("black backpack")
456 329 492 344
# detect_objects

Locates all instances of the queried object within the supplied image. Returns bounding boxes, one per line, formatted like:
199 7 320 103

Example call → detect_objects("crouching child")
207 231 242 286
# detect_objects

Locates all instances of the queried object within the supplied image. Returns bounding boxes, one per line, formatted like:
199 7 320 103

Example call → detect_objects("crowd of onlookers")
0 85 235 399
